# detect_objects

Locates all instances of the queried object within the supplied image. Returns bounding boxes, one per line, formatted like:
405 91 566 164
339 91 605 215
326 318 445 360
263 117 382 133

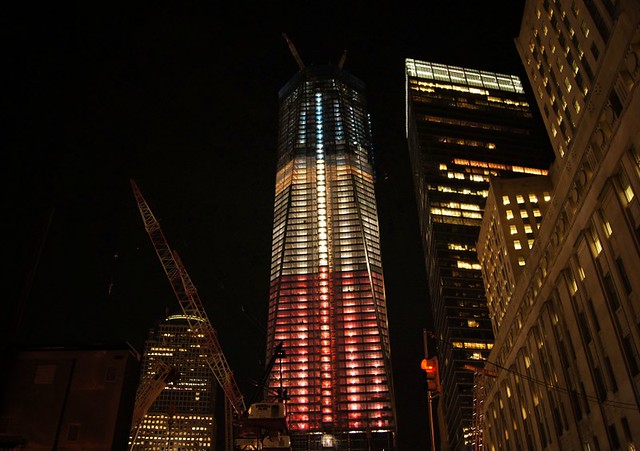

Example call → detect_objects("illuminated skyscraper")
405 59 552 450
130 315 216 449
266 65 396 450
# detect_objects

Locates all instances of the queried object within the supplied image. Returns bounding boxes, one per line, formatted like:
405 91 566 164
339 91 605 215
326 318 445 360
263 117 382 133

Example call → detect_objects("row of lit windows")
505 208 542 219
451 341 494 350
406 59 525 93
414 92 531 116
432 215 482 227
513 239 536 250
430 184 489 197
510 224 534 234
438 136 497 150
432 201 482 211
280 363 386 377
419 114 531 135
274 285 380 297
457 261 482 271
449 159 548 176
270 281 383 293
274 330 380 343
271 272 381 284
431 207 483 219
447 242 476 252
502 192 551 205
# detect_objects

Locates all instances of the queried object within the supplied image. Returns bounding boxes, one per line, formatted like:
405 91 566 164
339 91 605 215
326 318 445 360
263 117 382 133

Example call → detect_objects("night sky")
6 2 528 449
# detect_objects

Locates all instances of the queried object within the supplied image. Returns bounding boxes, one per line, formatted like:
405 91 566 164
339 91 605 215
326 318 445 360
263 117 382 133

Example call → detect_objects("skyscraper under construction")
265 64 396 450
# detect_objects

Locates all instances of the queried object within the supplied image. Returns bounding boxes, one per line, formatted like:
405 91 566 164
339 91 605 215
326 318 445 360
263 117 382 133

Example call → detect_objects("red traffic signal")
420 357 441 393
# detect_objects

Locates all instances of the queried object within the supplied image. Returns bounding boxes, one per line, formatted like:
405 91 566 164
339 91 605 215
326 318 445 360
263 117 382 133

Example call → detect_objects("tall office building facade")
266 65 396 450
476 1 640 449
130 315 216 449
405 59 552 450
477 176 553 331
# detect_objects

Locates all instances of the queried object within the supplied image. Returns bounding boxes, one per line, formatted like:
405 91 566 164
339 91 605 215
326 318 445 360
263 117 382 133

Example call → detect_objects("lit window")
543 192 551 201
529 194 538 203
619 169 635 203
533 209 542 217
502 195 511 205
457 261 482 270
514 240 522 250
524 225 533 234
510 225 518 235
468 320 480 328
574 99 581 113
564 77 572 92
631 146 640 176
528 239 535 249
568 272 578 295
581 21 589 37
506 210 514 219
518 256 526 266
590 226 602 256
521 210 529 218
516 195 525 204
578 265 586 281
602 218 613 237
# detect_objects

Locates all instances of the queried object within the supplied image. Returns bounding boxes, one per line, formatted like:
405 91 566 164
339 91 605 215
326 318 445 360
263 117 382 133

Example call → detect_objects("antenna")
282 33 305 70
338 49 348 69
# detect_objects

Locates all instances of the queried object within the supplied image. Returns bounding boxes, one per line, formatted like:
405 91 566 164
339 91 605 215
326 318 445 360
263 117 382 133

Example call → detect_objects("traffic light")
421 357 441 393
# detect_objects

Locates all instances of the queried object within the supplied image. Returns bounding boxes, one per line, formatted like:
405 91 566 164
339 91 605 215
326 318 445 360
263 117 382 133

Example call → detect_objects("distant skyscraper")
266 65 396 450
405 59 552 450
130 315 216 449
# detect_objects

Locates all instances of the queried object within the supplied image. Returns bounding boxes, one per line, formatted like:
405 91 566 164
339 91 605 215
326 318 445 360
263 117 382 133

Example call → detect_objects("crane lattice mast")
130 179 246 416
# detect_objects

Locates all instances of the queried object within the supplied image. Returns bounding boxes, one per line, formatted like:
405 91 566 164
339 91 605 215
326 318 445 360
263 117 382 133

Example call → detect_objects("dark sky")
5 2 527 449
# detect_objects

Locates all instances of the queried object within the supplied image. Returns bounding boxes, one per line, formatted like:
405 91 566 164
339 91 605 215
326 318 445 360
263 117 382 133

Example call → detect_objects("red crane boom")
130 179 246 417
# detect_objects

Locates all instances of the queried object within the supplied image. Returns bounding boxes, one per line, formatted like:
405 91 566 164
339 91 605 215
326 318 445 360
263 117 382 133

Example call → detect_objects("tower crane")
129 180 290 451
282 33 305 70
130 179 245 451
129 361 180 449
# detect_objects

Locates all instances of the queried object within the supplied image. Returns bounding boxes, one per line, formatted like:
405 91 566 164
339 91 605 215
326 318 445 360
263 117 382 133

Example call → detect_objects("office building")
478 176 553 331
0 344 139 450
130 314 216 449
266 65 396 450
478 0 640 449
405 58 552 449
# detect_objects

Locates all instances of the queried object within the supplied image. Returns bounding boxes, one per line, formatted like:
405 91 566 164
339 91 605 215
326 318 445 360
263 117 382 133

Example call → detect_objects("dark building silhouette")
266 65 396 450
0 343 139 450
